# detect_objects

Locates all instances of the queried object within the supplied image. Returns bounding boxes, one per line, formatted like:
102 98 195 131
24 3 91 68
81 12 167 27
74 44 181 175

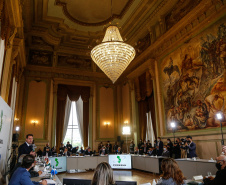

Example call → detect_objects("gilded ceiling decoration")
55 0 134 26
22 0 215 83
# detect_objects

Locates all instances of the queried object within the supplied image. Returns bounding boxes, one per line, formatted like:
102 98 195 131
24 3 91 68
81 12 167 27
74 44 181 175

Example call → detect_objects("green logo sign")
0 110 3 132
117 156 121 163
55 158 59 167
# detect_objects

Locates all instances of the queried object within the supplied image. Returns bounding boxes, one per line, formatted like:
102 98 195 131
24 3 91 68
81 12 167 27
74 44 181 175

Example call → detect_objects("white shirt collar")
26 142 31 146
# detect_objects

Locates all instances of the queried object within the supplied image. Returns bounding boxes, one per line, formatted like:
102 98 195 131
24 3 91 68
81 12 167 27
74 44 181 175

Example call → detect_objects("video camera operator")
180 138 188 158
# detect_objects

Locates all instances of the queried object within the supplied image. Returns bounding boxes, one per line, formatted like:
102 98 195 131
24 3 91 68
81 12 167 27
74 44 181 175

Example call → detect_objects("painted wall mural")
161 17 226 132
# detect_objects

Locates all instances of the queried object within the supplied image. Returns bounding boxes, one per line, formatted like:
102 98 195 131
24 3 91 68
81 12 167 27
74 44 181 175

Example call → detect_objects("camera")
181 139 187 145
12 143 18 149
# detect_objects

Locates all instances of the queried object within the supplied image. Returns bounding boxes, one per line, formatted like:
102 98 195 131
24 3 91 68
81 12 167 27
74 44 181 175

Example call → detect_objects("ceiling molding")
55 0 134 26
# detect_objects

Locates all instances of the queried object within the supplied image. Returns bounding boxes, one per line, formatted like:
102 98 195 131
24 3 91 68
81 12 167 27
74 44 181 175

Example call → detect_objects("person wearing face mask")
203 155 226 185
162 145 170 157
166 138 173 157
156 137 163 156
106 141 112 153
9 155 47 185
100 146 109 155
185 136 197 158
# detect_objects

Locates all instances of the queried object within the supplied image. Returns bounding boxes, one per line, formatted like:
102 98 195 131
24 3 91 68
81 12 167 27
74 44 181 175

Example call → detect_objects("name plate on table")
49 156 67 172
108 155 132 169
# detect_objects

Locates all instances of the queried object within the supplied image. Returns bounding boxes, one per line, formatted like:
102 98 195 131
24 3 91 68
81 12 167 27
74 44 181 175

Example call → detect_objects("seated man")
203 155 226 185
9 154 47 185
10 154 42 178
85 147 93 156
147 147 157 156
79 147 85 154
62 148 70 156
162 145 170 157
42 147 52 156
116 147 122 154
72 146 78 154
99 146 109 155
51 146 57 156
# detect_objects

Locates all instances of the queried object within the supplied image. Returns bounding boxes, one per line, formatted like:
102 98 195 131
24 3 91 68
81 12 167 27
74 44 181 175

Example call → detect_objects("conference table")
175 158 217 179
66 155 217 179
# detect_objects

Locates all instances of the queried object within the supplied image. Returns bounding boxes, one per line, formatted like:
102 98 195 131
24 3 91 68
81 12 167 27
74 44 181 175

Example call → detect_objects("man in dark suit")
18 134 35 158
42 147 52 156
85 147 93 156
203 155 226 185
66 141 72 152
116 147 122 154
156 137 163 156
9 154 47 185
106 141 112 153
186 135 197 158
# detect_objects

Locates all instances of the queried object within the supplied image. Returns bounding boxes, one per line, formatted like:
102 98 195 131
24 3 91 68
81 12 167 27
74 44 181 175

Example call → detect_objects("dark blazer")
157 141 163 156
42 151 52 156
18 142 33 158
174 143 181 159
187 142 197 158
115 150 122 155
85 150 93 156
99 149 109 155
162 150 170 157
203 167 226 185
9 167 39 185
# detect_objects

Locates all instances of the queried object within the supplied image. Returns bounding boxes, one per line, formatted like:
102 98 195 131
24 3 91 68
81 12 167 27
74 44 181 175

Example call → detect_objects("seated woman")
157 158 186 185
92 162 115 185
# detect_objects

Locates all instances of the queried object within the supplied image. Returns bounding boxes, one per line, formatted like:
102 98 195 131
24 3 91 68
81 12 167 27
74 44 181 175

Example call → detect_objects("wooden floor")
57 169 160 184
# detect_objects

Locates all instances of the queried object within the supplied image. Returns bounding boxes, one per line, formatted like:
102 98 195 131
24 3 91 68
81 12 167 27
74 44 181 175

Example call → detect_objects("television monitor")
108 154 132 169
63 178 91 185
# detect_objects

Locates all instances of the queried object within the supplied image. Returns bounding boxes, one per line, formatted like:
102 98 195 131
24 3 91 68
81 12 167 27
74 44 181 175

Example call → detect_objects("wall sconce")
14 118 19 121
15 126 20 132
104 122 110 126
31 120 38 126
124 120 129 124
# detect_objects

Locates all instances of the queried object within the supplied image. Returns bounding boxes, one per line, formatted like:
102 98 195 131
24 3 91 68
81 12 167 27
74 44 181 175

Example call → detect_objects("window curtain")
135 71 157 141
75 96 84 147
62 95 71 142
146 112 155 144
56 85 90 151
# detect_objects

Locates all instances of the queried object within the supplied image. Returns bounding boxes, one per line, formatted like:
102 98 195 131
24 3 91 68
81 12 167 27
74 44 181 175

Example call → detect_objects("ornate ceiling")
22 0 203 83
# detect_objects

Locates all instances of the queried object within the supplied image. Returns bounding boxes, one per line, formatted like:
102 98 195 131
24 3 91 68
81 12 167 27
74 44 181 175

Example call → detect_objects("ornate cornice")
55 0 134 26
25 66 111 84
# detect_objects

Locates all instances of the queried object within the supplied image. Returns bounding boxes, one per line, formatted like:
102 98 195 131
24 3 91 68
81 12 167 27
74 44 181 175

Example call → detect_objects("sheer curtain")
146 112 155 144
76 96 84 147
62 96 71 142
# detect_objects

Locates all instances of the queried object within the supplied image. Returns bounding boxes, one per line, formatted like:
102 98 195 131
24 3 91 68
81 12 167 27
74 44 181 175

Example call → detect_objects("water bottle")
152 179 156 185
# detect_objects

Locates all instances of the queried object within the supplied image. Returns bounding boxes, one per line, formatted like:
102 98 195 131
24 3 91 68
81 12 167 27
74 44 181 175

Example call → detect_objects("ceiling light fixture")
90 1 135 83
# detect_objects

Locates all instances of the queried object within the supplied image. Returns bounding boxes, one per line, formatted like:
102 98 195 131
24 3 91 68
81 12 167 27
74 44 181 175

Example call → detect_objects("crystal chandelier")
91 26 136 83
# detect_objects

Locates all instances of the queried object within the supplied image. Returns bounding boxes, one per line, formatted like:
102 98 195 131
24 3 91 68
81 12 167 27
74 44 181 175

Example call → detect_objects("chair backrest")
63 178 91 185
115 181 137 185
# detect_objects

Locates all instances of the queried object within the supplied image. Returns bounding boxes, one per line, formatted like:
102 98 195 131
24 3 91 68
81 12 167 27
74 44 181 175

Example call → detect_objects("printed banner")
0 96 12 172
108 155 132 169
